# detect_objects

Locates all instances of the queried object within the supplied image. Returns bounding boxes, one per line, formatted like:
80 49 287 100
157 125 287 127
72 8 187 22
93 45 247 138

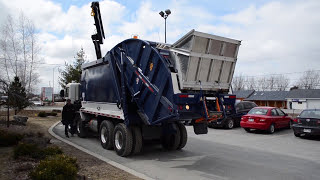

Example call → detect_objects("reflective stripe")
81 109 122 119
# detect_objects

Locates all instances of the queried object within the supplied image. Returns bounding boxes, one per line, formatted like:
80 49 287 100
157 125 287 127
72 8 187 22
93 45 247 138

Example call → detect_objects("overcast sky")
0 0 319 93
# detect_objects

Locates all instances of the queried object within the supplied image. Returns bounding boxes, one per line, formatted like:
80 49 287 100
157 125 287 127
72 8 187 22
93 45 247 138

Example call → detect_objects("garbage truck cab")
61 83 80 104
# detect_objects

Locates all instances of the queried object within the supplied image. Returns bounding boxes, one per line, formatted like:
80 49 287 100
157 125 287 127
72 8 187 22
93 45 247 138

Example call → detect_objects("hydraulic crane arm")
91 1 105 59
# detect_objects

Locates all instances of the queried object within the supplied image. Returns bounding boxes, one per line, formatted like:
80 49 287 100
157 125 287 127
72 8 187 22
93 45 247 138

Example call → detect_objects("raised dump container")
170 29 241 91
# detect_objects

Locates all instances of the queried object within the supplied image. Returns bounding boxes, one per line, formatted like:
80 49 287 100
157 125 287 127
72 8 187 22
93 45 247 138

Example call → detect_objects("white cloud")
197 0 320 82
1 0 320 92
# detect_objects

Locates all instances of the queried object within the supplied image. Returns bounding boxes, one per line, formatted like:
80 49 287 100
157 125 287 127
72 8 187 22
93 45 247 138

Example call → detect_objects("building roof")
286 89 320 99
245 91 289 101
233 90 255 99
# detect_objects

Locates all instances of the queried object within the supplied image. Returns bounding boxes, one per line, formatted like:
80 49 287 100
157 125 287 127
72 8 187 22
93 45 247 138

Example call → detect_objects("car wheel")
288 120 293 129
268 124 275 134
226 119 234 129
100 120 114 150
244 128 251 132
114 123 133 157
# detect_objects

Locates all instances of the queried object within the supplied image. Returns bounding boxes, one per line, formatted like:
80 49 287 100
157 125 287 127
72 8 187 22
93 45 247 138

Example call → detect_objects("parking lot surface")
53 123 320 180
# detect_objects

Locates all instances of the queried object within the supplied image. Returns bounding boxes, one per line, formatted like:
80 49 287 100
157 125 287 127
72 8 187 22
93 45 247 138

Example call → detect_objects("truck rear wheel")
77 120 87 138
100 120 114 150
114 123 133 157
130 126 143 155
176 122 187 150
161 123 181 150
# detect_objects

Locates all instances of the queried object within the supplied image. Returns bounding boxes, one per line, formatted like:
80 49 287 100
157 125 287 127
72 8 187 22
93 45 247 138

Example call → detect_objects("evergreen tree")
8 76 30 114
59 48 86 89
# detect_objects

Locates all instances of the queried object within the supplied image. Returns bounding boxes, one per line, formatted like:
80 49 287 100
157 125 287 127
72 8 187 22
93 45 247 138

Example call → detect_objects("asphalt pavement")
52 123 320 180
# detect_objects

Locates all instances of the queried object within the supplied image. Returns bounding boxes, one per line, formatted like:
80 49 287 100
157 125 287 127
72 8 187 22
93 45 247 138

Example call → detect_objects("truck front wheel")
113 123 133 157
77 120 87 138
100 120 114 150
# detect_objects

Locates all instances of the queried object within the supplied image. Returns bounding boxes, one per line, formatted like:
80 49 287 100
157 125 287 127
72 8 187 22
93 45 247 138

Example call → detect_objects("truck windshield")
299 110 320 119
248 108 268 115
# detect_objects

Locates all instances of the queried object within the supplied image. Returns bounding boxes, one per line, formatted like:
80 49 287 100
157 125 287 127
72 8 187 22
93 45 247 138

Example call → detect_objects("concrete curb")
48 121 153 180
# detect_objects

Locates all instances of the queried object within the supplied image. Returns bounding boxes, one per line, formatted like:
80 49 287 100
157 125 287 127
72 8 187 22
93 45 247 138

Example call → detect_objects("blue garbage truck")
62 2 241 156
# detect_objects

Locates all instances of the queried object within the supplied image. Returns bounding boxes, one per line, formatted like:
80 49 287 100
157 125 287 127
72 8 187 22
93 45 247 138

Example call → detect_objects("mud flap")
193 122 208 135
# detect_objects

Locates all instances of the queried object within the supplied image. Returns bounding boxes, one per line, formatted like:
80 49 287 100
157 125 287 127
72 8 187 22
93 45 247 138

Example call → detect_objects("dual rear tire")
99 121 143 157
161 122 188 150
99 121 188 156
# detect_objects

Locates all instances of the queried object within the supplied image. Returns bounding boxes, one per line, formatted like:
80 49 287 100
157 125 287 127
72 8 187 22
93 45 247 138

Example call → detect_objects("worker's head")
66 99 71 104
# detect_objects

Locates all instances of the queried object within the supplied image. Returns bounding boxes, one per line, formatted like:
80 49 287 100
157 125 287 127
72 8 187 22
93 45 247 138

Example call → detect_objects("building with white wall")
286 89 320 110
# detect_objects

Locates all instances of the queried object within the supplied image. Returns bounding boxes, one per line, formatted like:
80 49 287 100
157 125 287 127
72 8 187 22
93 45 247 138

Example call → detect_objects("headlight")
185 105 190 110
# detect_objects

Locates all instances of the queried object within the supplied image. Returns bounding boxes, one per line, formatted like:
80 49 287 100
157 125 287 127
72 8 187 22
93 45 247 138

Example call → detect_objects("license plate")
303 129 311 133
249 118 254 122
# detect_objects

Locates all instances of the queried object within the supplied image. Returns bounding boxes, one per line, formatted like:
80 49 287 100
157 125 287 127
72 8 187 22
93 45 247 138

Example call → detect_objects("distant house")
286 89 320 110
233 90 255 100
245 91 289 109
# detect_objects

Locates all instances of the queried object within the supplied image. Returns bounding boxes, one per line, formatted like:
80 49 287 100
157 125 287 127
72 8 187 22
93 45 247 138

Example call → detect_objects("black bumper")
292 124 320 136
208 119 227 128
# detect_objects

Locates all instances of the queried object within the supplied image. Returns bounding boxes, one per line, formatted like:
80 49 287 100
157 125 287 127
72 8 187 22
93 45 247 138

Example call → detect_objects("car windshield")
248 108 268 115
299 110 320 119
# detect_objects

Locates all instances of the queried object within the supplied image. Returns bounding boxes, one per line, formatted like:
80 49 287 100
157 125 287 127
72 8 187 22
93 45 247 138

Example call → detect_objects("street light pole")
165 18 167 43
159 9 171 43
53 68 54 104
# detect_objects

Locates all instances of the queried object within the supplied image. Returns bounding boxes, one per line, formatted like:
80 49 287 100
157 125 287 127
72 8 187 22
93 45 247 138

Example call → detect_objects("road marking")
49 121 154 180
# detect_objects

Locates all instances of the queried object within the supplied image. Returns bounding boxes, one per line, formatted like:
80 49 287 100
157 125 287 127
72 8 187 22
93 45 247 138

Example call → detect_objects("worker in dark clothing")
62 99 75 138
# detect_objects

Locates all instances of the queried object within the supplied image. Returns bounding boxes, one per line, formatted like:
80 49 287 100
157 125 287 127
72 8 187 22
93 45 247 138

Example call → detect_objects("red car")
240 107 293 134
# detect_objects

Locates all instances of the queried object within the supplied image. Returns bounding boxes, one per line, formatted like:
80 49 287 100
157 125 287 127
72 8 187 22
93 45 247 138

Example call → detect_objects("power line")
234 69 320 78
0 57 65 66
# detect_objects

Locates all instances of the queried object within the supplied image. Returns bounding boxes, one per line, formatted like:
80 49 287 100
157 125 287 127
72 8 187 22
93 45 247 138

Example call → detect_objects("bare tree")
257 77 268 91
244 77 256 90
297 70 320 89
232 75 246 91
274 75 290 91
0 12 41 94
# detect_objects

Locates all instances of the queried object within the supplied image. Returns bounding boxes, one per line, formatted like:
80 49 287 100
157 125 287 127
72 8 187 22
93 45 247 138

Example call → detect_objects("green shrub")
37 132 44 138
14 143 41 159
29 154 78 180
0 129 23 147
38 111 47 117
14 143 63 159
42 146 63 157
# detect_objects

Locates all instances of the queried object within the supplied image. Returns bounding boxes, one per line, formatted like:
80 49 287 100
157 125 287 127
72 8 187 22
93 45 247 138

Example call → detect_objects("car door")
270 109 280 128
235 103 245 125
276 108 288 128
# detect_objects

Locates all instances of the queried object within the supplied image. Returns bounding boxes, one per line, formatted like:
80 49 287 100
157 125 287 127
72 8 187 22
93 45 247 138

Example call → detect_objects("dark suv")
209 101 257 129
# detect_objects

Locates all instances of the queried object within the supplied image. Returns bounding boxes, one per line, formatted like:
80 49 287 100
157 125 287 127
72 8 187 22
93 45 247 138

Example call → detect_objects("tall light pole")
159 9 171 43
52 66 60 104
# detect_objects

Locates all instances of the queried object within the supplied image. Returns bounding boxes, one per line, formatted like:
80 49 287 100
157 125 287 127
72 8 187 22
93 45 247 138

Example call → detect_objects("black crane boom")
91 1 105 59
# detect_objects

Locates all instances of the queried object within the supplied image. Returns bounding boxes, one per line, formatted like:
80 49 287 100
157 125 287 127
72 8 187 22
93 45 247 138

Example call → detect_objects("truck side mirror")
60 90 65 98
